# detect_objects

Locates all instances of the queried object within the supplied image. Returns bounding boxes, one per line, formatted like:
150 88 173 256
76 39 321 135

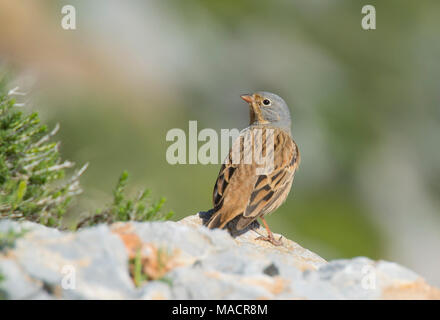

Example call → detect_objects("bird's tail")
206 210 227 229
235 215 257 230
207 209 256 230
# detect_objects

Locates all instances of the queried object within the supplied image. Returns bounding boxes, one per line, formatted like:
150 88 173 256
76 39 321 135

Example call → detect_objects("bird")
206 91 300 246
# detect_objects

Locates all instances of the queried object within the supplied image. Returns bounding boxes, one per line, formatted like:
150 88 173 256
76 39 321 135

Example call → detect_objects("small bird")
206 91 300 246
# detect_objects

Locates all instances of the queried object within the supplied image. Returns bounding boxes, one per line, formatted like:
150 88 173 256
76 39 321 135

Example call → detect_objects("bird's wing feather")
242 129 299 219
209 129 258 228
208 128 299 229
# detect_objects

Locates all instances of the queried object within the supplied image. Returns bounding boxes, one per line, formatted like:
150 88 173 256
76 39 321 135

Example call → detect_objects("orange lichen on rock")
241 276 287 295
112 223 143 257
382 279 440 300
112 223 180 282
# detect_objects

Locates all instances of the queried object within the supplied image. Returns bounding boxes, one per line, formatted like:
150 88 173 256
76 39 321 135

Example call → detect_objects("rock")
0 213 439 299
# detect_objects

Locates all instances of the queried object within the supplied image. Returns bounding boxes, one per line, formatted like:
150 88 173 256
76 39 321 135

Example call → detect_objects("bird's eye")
262 99 271 106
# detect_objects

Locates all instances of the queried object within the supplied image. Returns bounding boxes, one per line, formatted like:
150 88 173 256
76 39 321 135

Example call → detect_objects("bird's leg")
255 217 283 246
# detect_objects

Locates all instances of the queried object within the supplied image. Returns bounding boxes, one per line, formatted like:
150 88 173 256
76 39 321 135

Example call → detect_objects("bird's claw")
255 234 283 246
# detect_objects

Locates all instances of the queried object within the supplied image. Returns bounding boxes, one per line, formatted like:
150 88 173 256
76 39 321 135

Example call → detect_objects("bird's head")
241 91 292 133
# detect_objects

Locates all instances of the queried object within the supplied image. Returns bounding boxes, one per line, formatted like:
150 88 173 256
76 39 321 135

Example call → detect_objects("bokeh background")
1 0 440 285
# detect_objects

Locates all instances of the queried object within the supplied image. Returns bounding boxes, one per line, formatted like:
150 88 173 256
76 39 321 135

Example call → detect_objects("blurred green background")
1 0 439 285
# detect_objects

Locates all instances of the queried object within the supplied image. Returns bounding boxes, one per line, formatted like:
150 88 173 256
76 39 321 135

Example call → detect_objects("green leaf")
16 180 27 202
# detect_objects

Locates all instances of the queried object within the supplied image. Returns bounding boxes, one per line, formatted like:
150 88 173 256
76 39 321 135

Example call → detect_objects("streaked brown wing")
207 128 300 230
237 129 300 229
208 129 258 229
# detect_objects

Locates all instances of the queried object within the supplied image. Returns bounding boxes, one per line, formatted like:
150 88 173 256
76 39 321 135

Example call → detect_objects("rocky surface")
0 212 439 300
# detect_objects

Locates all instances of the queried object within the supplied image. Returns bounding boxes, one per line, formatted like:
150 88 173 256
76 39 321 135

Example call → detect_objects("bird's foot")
255 234 283 246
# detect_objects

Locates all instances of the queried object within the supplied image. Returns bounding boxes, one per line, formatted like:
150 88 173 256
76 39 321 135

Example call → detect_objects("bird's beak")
240 94 254 104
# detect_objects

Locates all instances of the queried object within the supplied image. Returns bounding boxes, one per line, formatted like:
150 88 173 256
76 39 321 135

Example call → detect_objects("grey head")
240 91 292 134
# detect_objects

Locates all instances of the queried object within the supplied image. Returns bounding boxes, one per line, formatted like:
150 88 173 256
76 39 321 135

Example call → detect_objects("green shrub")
0 87 87 227
76 171 174 229
0 82 173 229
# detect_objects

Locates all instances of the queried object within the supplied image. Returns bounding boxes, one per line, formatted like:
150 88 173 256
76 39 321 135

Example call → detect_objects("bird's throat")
249 102 267 125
